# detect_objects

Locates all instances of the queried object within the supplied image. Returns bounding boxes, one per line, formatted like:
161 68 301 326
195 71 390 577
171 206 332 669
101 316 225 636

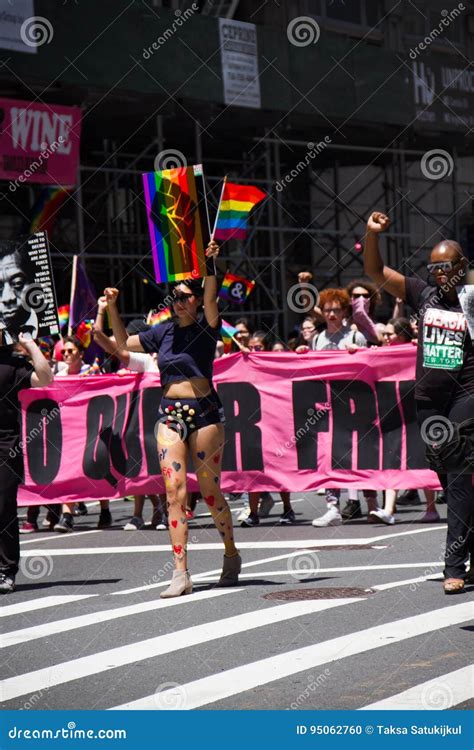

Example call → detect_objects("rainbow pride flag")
147 307 172 326
75 319 93 349
58 305 70 329
219 272 255 304
30 187 70 235
221 320 240 354
142 165 211 283
214 182 266 241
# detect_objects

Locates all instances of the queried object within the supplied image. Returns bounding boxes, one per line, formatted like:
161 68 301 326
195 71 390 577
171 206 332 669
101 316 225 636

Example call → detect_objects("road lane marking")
109 602 473 710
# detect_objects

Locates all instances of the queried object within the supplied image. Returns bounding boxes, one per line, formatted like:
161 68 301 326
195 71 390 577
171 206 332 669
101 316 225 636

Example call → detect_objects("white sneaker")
369 509 395 525
237 505 250 522
312 505 342 527
259 493 275 518
420 510 440 523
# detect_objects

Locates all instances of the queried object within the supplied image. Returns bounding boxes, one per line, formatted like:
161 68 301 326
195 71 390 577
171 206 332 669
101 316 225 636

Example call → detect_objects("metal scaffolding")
49 126 472 339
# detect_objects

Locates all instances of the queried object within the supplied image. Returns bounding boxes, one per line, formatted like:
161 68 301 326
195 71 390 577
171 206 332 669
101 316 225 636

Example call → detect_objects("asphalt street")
2 492 473 712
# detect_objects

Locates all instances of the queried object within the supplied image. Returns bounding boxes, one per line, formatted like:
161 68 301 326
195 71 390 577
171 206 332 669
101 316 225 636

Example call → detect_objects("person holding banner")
364 211 474 595
104 240 242 597
0 332 53 593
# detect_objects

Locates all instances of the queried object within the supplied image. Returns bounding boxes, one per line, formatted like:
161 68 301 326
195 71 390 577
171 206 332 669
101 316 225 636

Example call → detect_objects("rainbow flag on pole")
147 307 172 326
220 320 240 354
142 165 212 283
58 304 70 329
214 182 266 241
219 272 255 304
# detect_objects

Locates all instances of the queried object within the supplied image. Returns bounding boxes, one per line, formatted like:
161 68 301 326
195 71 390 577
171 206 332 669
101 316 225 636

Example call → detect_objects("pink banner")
0 97 81 187
17 346 442 506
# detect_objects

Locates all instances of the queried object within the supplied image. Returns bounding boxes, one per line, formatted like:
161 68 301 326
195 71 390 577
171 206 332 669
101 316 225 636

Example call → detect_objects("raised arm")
104 287 144 353
203 239 220 329
19 334 54 387
92 295 131 365
364 212 406 300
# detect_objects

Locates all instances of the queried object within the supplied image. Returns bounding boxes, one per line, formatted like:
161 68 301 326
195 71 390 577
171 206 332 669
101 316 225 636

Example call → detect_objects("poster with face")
458 285 474 340
0 231 59 344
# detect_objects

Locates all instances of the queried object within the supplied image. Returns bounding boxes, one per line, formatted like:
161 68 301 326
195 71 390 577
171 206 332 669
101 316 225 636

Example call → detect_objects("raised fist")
298 271 313 284
367 212 390 233
103 287 119 305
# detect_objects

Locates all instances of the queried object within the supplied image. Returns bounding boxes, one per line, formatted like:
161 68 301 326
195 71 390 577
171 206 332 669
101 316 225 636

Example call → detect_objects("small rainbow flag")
220 320 240 354
75 319 93 349
147 307 172 326
30 187 71 235
219 272 255 305
142 165 212 283
214 182 266 242
58 305 70 329
80 357 101 377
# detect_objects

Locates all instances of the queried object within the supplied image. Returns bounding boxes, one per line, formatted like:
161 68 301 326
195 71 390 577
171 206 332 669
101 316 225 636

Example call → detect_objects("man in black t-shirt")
0 331 53 593
364 211 473 595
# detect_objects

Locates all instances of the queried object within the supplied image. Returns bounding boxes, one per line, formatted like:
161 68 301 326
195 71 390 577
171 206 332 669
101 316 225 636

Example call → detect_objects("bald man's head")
431 240 464 262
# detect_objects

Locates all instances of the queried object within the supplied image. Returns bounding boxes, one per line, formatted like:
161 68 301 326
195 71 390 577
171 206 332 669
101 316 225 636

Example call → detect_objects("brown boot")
160 570 193 598
216 552 242 587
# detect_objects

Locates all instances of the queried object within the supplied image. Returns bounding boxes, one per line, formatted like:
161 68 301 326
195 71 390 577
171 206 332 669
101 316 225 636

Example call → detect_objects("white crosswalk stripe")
1 597 358 702
0 594 97 619
109 602 473 710
360 665 474 710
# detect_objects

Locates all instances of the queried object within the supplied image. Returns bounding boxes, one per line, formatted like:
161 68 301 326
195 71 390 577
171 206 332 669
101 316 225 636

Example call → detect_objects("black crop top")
138 313 220 386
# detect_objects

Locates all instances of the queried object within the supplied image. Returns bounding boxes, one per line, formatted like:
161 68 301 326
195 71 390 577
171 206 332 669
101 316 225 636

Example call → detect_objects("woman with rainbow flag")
105 239 241 597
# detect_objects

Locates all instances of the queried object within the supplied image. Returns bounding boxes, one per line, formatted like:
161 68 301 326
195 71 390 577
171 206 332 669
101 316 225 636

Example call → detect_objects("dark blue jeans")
416 391 474 579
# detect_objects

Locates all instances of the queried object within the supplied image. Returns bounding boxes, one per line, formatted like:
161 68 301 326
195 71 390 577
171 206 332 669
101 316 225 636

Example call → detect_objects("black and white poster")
0 230 59 343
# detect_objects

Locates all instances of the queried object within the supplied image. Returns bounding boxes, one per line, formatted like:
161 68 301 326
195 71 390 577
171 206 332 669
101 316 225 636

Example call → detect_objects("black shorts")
158 389 225 441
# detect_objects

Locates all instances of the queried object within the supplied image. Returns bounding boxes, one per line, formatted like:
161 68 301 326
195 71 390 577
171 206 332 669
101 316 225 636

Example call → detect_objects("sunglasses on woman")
351 292 370 299
172 292 194 303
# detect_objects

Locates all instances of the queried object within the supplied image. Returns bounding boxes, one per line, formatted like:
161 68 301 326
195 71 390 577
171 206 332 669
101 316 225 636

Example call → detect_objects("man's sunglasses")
61 348 77 355
427 261 458 274
172 292 194 303
351 291 370 299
